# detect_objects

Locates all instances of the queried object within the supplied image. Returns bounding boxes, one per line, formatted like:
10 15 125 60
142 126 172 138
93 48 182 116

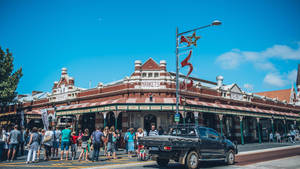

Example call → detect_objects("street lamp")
175 20 222 122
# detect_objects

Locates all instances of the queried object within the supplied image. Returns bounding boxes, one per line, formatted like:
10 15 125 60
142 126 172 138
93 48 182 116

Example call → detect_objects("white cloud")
216 43 300 70
243 83 254 92
263 73 287 87
287 69 297 82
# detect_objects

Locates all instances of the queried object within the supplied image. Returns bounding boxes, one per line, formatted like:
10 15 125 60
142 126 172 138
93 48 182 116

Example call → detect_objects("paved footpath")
0 142 299 169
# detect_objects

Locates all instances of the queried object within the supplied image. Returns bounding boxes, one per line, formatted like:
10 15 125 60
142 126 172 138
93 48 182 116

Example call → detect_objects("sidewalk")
237 141 300 153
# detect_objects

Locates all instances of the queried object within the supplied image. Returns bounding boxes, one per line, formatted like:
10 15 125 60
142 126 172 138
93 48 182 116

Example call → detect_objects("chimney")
159 60 166 71
61 68 67 76
134 60 142 71
216 75 224 88
32 91 42 96
69 77 74 85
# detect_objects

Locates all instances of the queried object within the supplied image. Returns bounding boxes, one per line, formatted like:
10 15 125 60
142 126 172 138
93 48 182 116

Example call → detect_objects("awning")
56 98 299 118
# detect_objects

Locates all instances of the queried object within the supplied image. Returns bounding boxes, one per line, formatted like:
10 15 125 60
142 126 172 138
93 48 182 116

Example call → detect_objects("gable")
230 84 242 93
141 58 160 70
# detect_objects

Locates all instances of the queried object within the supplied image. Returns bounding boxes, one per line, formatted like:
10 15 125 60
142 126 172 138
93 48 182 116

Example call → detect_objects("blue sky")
1 0 300 94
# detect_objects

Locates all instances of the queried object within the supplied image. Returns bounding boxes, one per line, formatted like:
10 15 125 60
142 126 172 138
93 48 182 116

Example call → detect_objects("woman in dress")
127 128 135 158
26 127 39 164
103 127 109 157
78 129 90 161
136 128 144 154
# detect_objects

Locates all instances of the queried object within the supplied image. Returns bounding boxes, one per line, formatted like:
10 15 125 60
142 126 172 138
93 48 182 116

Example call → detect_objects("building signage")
135 81 166 89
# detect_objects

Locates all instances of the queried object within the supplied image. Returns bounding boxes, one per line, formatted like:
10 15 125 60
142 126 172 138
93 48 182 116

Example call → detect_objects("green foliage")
0 47 23 106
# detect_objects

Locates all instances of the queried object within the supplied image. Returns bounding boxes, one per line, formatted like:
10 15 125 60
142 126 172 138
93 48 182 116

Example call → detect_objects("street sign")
175 113 180 122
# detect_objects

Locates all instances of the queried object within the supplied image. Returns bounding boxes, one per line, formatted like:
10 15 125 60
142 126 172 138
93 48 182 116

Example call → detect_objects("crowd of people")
0 124 164 164
1 123 298 164
269 129 299 143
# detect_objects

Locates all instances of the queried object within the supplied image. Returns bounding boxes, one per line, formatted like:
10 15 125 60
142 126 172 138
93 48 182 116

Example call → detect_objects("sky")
0 0 300 94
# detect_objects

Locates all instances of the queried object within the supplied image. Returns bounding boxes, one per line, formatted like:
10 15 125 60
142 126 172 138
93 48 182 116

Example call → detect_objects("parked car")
140 125 238 169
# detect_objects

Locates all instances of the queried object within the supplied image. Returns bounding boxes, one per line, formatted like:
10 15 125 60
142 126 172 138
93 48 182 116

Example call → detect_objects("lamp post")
175 20 222 120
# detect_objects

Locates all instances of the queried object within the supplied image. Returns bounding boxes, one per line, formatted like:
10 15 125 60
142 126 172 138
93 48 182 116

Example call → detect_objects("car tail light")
164 146 172 150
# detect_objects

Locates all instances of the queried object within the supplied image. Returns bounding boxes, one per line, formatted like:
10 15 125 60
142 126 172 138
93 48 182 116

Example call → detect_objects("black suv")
140 125 238 169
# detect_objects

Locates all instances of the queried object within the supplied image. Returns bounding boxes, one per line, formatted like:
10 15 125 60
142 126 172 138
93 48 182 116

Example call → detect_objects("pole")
257 120 261 144
176 27 180 119
220 119 223 137
240 117 244 145
115 118 118 130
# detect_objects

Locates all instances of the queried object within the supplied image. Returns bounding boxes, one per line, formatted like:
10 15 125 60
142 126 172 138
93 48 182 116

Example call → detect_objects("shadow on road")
142 161 228 169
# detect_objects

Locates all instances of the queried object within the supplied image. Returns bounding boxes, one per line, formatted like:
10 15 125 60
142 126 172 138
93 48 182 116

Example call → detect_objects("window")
199 128 208 138
148 73 153 77
142 73 147 77
207 129 220 140
154 73 159 77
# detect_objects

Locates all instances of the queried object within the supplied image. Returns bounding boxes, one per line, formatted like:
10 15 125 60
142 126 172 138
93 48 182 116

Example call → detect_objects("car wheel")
156 158 169 167
225 150 235 165
186 151 199 169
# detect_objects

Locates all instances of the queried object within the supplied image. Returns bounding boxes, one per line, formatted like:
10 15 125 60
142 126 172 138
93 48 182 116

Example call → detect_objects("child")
70 132 79 160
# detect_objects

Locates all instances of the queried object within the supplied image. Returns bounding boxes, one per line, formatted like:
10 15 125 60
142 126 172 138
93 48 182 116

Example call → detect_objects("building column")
283 119 287 138
114 111 121 129
257 118 261 144
193 112 199 125
271 118 274 137
102 111 108 127
219 114 224 137
240 116 244 145
75 114 80 133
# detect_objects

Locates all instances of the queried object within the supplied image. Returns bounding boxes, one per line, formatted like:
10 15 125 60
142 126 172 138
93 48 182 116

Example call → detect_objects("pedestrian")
43 126 54 160
7 125 21 162
269 132 274 143
136 128 145 154
26 127 39 164
103 127 109 157
115 129 121 151
3 127 10 161
107 126 117 160
126 128 135 158
70 132 79 160
60 125 71 161
148 124 158 136
91 127 104 162
124 129 129 154
158 126 164 135
36 128 43 161
0 126 5 161
275 132 281 143
52 126 61 159
78 128 90 161
18 127 25 156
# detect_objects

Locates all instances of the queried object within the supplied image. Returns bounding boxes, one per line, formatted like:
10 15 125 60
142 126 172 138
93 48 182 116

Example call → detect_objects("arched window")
144 114 157 132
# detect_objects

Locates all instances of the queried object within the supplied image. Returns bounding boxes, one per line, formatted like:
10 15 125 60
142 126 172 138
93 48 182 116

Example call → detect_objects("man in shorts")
7 125 21 162
52 126 61 159
60 126 71 160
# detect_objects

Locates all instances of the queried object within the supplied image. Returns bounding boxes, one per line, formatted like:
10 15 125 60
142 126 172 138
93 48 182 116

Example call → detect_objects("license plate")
151 147 159 151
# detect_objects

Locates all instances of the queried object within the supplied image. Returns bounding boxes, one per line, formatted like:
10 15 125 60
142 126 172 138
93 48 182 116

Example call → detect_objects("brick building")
1 58 299 144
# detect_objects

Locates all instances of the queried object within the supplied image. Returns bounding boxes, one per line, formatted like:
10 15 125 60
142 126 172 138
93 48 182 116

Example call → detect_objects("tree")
0 47 23 106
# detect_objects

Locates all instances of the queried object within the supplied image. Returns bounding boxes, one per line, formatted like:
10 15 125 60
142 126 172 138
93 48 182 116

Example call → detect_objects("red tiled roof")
255 89 291 102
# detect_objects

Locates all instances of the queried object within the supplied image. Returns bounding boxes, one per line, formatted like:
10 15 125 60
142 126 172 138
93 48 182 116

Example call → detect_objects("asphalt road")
0 142 299 169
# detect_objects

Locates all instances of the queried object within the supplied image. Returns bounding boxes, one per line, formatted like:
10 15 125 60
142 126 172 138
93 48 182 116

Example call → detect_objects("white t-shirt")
44 131 54 146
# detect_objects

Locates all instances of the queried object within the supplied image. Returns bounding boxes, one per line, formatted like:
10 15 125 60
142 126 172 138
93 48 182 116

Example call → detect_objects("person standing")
7 125 21 162
136 128 145 155
43 127 54 160
158 126 164 135
78 129 90 161
269 132 274 143
103 127 109 157
126 128 135 158
124 129 129 154
115 129 121 151
26 127 39 164
36 128 43 161
0 126 5 161
148 124 158 136
60 126 71 161
52 126 61 159
107 126 117 160
91 127 104 162
70 132 79 160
